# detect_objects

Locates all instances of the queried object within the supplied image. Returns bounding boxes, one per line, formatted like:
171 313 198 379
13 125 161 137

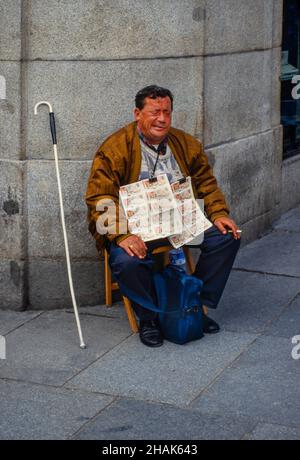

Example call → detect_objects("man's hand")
213 216 241 240
118 235 148 258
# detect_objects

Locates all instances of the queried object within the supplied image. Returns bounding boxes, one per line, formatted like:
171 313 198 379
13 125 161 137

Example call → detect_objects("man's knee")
109 248 153 277
205 226 241 251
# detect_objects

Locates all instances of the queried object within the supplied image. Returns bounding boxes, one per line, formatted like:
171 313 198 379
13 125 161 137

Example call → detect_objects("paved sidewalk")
1 206 300 440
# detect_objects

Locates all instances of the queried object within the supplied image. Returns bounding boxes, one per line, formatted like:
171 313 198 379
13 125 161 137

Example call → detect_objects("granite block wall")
0 1 289 310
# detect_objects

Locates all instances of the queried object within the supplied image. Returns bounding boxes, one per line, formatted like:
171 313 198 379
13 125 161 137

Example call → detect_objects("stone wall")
0 0 290 310
0 1 24 310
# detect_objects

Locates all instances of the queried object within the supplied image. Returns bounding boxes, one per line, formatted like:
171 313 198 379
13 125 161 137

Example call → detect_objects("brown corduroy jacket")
85 121 230 253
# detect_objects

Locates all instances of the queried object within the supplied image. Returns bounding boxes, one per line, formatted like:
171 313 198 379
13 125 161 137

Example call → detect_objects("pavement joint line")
81 392 184 410
73 389 195 411
240 420 261 440
232 267 300 279
2 311 45 337
65 387 182 409
263 331 298 340
61 332 134 389
240 417 300 437
272 228 300 234
64 310 123 320
252 420 300 431
0 375 120 400
256 286 300 335
68 395 121 440
0 375 70 390
214 326 262 334
186 332 262 409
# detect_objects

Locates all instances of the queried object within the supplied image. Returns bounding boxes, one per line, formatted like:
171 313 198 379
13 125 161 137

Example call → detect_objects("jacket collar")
129 121 189 184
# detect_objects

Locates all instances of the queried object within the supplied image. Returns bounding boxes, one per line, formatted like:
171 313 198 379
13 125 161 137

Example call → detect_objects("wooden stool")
104 245 206 333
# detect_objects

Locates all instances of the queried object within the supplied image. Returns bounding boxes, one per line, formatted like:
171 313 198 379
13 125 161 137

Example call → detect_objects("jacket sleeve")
189 140 230 223
85 146 131 249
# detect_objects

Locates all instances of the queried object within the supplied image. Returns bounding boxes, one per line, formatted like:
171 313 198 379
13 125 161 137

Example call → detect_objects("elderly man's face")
134 96 172 144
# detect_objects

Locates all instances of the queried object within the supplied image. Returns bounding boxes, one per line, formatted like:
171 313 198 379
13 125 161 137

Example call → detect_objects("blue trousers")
107 226 241 321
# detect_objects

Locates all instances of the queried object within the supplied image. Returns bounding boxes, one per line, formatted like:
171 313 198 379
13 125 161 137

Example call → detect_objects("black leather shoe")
139 319 164 347
203 315 220 334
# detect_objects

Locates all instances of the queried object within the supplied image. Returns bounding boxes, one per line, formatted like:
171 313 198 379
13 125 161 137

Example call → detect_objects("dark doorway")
281 0 300 159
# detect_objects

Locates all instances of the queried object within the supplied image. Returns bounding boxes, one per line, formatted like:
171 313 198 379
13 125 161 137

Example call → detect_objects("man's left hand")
213 216 241 240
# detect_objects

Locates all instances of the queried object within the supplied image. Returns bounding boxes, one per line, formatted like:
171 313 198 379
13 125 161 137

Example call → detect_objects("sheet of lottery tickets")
119 174 212 248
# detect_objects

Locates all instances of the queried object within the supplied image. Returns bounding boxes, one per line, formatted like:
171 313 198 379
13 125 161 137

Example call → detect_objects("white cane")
34 101 86 349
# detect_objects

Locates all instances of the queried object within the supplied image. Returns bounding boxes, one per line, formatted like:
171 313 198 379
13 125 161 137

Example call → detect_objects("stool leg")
104 249 112 307
202 305 209 315
183 246 195 274
163 251 170 266
123 296 139 333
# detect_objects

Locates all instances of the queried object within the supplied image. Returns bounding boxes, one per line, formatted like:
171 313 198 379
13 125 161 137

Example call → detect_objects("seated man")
85 85 241 348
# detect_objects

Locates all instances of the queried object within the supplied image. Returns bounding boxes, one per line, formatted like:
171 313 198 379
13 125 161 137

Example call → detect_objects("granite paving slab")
66 331 256 407
0 310 43 336
244 422 300 440
73 397 256 440
234 231 300 277
192 335 300 427
0 379 113 440
264 293 300 339
207 270 300 334
272 205 300 233
0 311 131 386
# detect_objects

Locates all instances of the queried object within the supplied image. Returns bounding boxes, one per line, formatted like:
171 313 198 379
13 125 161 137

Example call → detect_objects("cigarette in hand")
227 230 242 233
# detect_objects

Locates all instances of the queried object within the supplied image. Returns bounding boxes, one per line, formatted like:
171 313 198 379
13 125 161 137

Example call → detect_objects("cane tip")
80 343 87 349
